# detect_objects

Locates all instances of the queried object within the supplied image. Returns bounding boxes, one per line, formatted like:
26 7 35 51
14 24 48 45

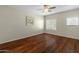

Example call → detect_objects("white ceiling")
9 5 79 16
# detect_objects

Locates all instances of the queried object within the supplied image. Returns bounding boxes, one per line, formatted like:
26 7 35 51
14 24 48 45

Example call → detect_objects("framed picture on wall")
25 16 34 25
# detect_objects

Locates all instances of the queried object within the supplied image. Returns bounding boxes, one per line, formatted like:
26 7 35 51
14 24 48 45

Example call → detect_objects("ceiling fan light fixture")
43 5 49 13
44 8 48 13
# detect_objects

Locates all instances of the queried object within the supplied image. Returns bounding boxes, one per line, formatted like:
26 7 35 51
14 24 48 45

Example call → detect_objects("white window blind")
46 19 56 30
66 16 79 25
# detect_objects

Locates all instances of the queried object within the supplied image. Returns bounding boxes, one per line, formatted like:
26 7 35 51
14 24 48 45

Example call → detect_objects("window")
66 16 79 25
46 19 56 30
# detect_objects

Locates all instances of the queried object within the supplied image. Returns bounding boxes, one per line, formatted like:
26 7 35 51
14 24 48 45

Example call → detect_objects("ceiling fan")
38 5 56 13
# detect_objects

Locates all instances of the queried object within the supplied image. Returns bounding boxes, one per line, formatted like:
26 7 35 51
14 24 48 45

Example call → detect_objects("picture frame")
25 16 34 25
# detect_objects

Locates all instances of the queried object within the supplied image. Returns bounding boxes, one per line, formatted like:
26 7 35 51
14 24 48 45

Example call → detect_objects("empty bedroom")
0 5 79 53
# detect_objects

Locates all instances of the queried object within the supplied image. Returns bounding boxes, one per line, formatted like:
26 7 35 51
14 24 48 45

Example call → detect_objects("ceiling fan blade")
48 9 52 12
49 7 56 9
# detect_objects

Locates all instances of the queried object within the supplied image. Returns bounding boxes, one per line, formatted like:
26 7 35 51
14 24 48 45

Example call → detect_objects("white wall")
46 9 79 39
0 6 44 43
0 6 79 44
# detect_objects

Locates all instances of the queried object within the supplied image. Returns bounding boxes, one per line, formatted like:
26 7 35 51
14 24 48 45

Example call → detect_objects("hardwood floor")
0 33 79 53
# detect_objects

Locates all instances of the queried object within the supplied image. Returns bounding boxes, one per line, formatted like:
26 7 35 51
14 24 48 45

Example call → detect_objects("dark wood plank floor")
0 33 79 53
